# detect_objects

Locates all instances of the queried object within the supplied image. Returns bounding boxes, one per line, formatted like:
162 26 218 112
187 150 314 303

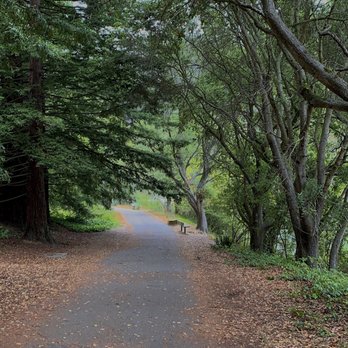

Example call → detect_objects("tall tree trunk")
23 2 51 242
188 195 208 233
45 167 50 223
196 199 208 233
261 77 318 264
24 156 51 242
239 15 323 265
329 189 348 269
249 204 266 252
249 227 265 252
165 197 171 214
329 221 348 270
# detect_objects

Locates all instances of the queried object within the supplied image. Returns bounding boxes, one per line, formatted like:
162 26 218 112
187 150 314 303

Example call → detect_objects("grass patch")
52 205 121 233
134 192 165 214
282 264 348 299
217 244 348 300
134 192 195 226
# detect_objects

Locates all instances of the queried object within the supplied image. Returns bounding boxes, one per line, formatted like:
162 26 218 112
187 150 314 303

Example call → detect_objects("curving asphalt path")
26 208 205 348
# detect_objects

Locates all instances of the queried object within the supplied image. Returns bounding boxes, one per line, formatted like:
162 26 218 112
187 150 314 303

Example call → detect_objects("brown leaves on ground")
1 216 347 348
0 224 133 347
177 229 348 348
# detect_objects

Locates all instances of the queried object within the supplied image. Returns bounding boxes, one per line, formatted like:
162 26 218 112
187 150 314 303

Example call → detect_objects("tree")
0 0 176 241
164 7 283 251
168 124 216 233
23 0 50 241
260 0 348 107
227 0 348 265
153 0 348 264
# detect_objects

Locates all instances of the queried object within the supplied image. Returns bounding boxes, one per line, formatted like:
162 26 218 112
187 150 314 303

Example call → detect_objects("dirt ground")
0 223 135 347
0 212 347 347
176 226 348 348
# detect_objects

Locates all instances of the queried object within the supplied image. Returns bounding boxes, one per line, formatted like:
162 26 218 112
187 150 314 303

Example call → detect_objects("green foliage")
297 179 324 218
288 306 336 336
52 206 120 233
219 245 348 299
0 227 10 239
226 245 289 269
174 214 194 226
134 192 167 214
339 244 348 273
215 233 234 248
282 265 348 299
175 199 196 222
0 0 179 238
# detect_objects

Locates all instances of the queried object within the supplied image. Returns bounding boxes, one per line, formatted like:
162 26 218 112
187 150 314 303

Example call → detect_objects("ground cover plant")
51 206 121 233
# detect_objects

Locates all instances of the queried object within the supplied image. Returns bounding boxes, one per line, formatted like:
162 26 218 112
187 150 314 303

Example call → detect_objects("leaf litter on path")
0 224 134 347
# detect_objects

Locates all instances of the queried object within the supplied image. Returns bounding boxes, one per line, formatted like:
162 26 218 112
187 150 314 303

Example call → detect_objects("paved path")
27 208 204 348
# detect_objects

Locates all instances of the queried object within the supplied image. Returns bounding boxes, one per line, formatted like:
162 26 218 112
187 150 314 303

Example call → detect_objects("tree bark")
249 204 266 252
187 193 208 233
23 0 51 242
329 188 348 270
24 157 51 242
195 197 208 233
239 19 320 265
261 0 348 102
329 221 348 270
0 146 28 226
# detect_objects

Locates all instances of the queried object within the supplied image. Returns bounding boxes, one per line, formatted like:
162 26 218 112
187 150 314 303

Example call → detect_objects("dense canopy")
1 0 348 271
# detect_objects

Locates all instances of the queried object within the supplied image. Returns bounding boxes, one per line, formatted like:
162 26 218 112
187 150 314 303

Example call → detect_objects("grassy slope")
134 192 195 226
52 205 121 233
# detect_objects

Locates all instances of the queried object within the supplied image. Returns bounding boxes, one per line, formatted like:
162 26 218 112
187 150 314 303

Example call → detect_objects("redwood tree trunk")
24 158 51 242
23 15 51 242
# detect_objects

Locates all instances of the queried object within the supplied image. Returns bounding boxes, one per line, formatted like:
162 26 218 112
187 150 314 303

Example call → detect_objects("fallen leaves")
177 230 348 348
0 224 133 347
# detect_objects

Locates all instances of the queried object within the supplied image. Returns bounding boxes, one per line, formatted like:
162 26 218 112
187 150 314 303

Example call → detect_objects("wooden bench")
167 219 190 234
178 221 190 234
168 220 178 226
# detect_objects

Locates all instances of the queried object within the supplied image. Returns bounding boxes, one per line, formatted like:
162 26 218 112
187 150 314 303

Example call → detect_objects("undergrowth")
52 206 121 233
0 227 10 239
215 242 348 301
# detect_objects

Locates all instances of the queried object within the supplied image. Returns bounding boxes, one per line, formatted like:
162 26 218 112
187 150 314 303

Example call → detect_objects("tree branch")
261 0 348 102
300 88 348 116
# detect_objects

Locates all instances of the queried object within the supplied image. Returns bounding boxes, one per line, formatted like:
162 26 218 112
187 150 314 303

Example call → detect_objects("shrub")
0 227 10 239
51 206 120 233
216 244 348 300
215 233 234 248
